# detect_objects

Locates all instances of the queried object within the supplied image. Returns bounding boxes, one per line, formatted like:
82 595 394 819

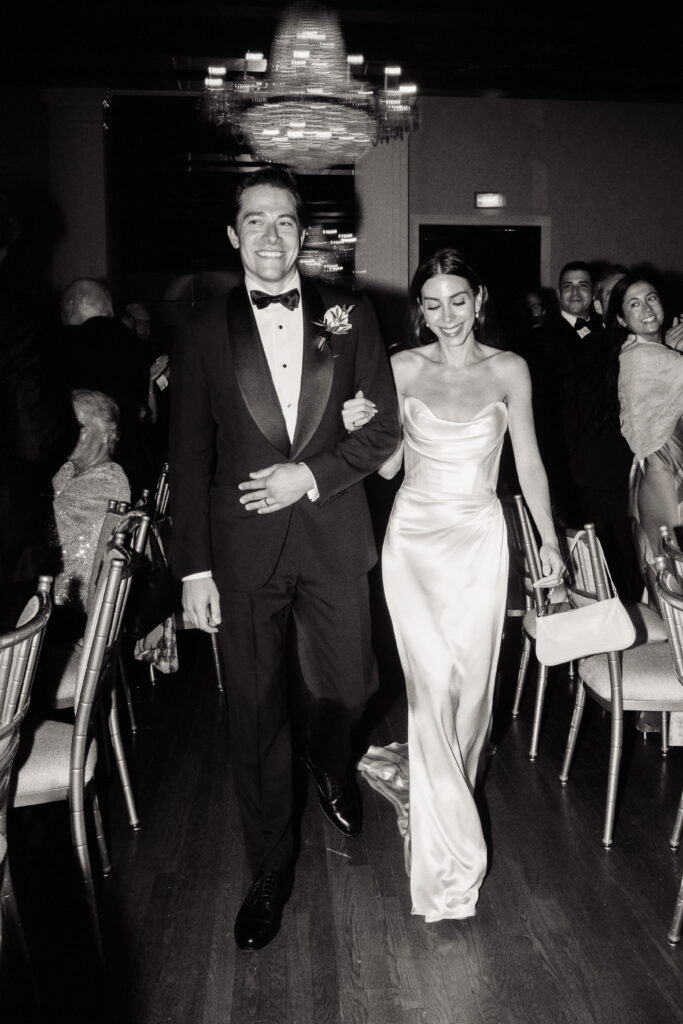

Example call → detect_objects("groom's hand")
182 577 221 633
238 462 315 513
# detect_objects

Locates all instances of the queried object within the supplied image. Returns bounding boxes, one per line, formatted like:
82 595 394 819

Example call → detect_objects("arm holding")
304 295 402 498
506 354 562 577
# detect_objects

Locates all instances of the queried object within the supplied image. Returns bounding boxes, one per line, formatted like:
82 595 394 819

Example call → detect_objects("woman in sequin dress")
50 389 130 616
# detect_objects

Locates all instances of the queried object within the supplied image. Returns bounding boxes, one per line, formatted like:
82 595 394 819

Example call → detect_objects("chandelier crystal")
199 2 418 173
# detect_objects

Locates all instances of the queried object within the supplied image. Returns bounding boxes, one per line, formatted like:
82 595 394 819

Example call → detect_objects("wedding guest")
606 273 683 567
49 389 129 631
524 262 599 520
346 248 561 921
121 300 171 418
0 194 74 625
593 263 627 326
524 289 546 330
528 261 637 594
59 278 153 497
121 300 171 472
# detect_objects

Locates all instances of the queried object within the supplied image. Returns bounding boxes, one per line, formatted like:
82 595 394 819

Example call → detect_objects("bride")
345 249 561 921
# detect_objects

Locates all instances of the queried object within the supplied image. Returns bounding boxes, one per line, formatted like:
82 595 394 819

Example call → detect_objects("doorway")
413 217 550 349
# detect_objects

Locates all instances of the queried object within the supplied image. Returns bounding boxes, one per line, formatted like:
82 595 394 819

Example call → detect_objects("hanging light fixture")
199 1 418 173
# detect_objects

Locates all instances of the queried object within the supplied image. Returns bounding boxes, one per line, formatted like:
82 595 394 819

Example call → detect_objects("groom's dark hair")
230 165 307 229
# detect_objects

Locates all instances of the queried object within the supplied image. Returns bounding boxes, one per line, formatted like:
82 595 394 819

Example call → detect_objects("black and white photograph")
1 3 683 1021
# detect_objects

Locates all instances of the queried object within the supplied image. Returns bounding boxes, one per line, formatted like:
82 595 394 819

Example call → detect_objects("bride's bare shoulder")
479 345 527 374
391 344 437 368
391 345 434 387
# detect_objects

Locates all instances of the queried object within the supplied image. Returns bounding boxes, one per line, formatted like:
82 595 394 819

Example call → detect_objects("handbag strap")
542 529 616 611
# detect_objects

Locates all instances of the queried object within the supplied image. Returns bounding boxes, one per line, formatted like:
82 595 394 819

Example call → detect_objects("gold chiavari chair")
652 566 683 945
40 508 150 831
10 547 133 961
559 539 680 848
0 577 52 972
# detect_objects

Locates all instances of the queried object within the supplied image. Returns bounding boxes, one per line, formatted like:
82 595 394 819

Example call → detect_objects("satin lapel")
227 283 290 457
290 278 333 460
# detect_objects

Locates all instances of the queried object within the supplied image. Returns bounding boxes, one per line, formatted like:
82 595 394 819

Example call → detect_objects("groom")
169 165 400 950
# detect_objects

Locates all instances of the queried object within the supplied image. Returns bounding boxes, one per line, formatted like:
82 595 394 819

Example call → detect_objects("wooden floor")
2 604 683 1024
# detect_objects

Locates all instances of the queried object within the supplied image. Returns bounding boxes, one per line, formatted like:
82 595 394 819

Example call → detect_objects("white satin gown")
360 397 509 921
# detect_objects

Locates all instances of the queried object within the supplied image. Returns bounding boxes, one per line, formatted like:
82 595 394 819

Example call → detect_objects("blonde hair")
72 388 121 453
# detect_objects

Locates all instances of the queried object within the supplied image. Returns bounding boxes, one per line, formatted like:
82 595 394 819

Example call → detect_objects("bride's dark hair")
408 248 489 347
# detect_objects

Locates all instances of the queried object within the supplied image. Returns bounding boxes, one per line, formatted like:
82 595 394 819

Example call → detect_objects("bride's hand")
539 541 563 579
342 390 377 432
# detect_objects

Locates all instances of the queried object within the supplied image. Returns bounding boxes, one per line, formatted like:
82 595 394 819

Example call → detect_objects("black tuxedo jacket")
169 276 401 591
527 314 630 490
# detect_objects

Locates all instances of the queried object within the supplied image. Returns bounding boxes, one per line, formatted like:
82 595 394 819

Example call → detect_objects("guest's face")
593 272 625 324
525 292 544 324
420 274 481 347
618 281 664 339
559 269 592 318
227 185 305 291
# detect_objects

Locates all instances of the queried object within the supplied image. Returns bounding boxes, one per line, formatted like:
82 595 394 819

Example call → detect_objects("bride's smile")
419 273 481 347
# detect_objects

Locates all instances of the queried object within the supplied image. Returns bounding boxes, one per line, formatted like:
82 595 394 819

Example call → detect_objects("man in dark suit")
169 166 401 951
527 260 638 595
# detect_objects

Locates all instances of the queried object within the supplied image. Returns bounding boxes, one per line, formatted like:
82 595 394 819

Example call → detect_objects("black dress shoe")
234 870 290 951
303 755 362 837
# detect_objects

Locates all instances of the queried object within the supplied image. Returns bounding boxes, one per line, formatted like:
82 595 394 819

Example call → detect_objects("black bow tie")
574 318 590 332
250 288 300 311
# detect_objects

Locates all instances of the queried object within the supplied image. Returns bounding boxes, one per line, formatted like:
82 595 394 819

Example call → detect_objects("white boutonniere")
314 304 355 351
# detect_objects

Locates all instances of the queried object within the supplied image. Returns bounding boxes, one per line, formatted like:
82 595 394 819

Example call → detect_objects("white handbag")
534 532 636 667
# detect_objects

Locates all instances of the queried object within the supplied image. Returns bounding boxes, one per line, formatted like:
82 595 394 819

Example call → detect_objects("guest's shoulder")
92 460 131 497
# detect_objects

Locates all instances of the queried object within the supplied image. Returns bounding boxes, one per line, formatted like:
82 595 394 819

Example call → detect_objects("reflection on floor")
2 610 683 1024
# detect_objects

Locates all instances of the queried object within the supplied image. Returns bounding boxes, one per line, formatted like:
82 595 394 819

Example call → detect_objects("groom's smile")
227 184 306 291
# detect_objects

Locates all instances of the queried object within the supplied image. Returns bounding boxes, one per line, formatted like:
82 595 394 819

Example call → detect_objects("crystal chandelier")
199 2 418 173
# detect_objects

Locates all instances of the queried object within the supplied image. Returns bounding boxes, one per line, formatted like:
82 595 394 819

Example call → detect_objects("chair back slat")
567 530 596 597
513 495 545 611
72 551 131 710
0 578 52 730
583 524 613 601
154 462 170 521
661 527 683 585
655 561 683 684
86 509 151 614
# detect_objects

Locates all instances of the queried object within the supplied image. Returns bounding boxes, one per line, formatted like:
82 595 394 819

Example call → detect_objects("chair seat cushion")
579 641 683 709
12 720 97 806
624 600 668 645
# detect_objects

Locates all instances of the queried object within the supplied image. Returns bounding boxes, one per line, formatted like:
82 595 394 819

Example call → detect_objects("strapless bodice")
401 397 508 497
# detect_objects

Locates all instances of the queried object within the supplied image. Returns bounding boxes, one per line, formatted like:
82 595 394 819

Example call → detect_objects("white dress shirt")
246 271 304 444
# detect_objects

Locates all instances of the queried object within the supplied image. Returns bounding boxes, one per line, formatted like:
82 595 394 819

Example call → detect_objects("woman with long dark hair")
345 249 561 921
605 273 683 567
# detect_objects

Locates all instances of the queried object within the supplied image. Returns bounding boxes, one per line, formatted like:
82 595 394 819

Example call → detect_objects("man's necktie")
250 288 300 311
574 318 590 332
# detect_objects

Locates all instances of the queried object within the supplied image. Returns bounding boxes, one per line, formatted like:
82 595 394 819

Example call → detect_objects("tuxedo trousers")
216 511 378 876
